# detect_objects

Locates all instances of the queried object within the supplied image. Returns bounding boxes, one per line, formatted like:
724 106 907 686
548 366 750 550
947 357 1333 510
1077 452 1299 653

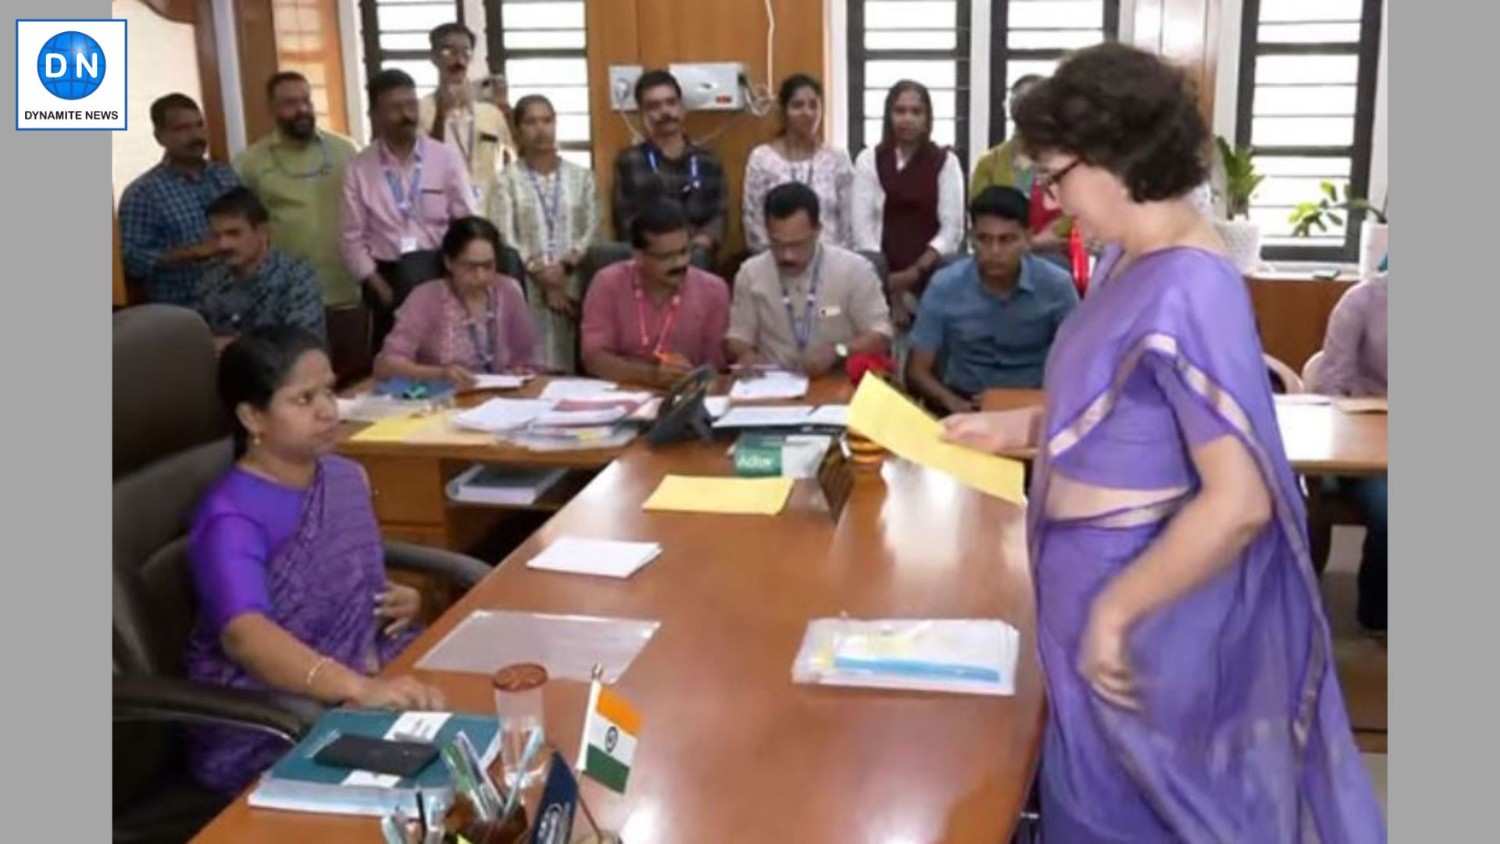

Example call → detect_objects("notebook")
526 537 663 579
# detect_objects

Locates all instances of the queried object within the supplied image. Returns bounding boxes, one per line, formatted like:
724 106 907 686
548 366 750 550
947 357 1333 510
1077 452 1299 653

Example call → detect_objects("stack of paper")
642 475 795 515
451 398 553 432
526 537 663 579
336 395 422 423
806 404 849 427
713 405 814 429
792 617 1020 696
539 378 620 400
465 373 532 391
729 371 810 401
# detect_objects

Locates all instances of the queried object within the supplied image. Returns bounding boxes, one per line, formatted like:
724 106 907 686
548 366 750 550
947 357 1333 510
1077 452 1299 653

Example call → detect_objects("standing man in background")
421 23 515 206
119 93 241 306
235 71 362 379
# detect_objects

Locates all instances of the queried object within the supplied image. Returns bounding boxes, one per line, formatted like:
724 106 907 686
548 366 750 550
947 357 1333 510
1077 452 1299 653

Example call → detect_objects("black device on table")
313 733 439 779
645 365 715 446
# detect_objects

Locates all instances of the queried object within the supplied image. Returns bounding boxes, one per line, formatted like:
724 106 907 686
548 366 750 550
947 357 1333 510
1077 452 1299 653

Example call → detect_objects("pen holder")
844 432 886 469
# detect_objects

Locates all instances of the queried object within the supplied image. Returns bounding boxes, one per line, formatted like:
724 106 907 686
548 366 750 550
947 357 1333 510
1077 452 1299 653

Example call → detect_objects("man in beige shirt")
420 23 515 204
727 182 892 375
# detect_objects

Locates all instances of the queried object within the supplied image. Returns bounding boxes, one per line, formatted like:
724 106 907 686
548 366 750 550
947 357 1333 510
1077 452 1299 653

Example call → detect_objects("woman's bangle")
305 655 333 692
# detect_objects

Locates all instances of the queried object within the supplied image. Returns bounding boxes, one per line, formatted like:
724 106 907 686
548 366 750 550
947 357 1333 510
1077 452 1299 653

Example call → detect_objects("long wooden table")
194 378 1047 842
980 390 1388 477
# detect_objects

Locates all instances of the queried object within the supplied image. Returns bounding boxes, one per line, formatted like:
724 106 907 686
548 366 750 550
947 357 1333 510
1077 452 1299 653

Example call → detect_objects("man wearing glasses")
726 183 891 375
580 200 730 388
421 23 515 204
907 186 1077 414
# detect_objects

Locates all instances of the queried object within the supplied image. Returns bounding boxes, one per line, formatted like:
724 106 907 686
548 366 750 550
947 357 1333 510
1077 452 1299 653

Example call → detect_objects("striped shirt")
118 158 241 305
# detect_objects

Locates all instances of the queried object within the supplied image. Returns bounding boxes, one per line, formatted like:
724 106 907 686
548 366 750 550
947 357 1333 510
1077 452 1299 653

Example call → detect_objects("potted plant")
1212 136 1266 272
1288 182 1389 278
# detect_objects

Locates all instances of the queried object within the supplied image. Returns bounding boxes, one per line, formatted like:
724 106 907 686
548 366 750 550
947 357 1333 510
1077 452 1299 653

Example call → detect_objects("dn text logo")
38 31 106 100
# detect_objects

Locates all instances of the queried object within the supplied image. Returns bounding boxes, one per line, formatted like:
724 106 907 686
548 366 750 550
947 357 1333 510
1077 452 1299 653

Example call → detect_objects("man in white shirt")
420 23 515 204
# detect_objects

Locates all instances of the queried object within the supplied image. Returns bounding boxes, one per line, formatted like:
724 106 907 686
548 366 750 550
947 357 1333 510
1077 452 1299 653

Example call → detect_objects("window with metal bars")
357 0 464 101
988 0 1118 142
848 0 973 166
1236 0 1383 261
481 0 593 169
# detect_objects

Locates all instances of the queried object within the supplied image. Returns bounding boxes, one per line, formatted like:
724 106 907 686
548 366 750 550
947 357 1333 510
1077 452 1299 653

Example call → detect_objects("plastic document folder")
642 475 795 515
526 537 663 579
792 618 1020 696
416 610 660 682
847 375 1026 504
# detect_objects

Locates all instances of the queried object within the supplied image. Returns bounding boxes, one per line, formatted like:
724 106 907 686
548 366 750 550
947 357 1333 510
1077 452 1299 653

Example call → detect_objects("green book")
249 708 501 818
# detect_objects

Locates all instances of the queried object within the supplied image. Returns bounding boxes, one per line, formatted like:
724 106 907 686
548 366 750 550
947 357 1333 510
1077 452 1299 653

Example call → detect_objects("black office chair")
112 306 490 844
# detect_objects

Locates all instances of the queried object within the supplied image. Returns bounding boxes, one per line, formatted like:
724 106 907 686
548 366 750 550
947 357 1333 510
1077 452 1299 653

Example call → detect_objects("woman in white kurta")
487 94 600 373
742 74 855 252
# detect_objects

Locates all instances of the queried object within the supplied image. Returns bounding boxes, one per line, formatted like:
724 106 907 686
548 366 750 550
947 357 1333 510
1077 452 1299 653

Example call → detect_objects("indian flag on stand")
576 680 641 793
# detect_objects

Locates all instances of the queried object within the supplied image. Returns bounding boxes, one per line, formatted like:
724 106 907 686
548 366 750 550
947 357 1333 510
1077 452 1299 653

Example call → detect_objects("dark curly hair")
1013 43 1207 203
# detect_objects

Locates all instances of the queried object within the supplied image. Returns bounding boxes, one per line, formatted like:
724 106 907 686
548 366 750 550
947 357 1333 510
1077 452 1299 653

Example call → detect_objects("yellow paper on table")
348 414 440 443
643 475 795 515
847 375 1027 504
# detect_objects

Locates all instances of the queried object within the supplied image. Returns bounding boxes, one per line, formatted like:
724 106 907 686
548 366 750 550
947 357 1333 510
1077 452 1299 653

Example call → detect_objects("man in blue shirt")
195 187 326 347
907 186 1078 414
119 93 241 306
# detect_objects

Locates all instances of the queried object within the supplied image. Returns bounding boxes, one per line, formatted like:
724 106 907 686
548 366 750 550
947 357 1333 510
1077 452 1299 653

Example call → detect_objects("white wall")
111 0 204 201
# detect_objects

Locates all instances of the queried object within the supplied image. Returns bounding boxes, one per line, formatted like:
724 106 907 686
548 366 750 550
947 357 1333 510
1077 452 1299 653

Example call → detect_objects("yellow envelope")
643 475 795 515
847 375 1026 504
347 414 439 443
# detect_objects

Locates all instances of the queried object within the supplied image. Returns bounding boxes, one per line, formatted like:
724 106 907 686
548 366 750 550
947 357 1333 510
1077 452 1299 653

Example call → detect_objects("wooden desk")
194 379 1047 842
336 379 633 549
978 390 1388 476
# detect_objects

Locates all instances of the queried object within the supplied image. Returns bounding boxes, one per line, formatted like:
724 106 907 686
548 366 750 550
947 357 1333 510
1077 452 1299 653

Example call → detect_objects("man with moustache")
341 68 477 351
726 182 891 375
580 200 729 388
907 186 1077 414
420 23 515 203
119 93 241 306
194 187 326 347
611 70 726 267
236 72 359 310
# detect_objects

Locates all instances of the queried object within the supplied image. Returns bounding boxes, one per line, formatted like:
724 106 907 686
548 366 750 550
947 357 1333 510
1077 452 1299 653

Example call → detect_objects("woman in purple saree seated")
185 326 446 794
943 44 1385 842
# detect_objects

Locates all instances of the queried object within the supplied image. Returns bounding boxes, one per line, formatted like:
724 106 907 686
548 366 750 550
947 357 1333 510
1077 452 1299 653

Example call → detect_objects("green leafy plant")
1215 136 1264 220
1288 182 1389 237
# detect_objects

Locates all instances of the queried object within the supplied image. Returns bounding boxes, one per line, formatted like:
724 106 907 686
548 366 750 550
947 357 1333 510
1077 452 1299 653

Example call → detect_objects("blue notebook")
249 708 501 817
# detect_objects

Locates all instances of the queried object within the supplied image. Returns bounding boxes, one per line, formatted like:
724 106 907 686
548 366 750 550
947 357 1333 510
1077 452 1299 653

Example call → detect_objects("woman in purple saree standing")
943 45 1384 842
184 326 447 794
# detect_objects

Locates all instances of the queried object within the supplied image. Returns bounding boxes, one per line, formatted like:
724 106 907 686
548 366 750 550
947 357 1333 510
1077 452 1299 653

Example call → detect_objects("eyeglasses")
452 258 495 272
1036 158 1083 195
641 246 690 262
437 45 474 58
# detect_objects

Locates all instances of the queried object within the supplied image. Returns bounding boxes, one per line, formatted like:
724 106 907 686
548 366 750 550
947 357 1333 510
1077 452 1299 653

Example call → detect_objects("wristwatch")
834 342 850 361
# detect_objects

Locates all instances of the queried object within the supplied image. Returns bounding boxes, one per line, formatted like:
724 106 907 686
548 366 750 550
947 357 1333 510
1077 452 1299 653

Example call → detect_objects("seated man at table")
907 186 1077 414
1308 262 1388 632
580 199 729 388
726 182 892 375
195 187 327 348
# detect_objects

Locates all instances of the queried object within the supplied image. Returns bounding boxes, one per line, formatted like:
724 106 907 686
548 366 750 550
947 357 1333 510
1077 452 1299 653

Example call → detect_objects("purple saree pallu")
183 456 421 793
1026 247 1384 842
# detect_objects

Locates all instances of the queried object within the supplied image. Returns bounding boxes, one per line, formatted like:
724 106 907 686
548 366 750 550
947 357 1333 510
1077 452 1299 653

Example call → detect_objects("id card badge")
399 235 418 255
818 305 843 318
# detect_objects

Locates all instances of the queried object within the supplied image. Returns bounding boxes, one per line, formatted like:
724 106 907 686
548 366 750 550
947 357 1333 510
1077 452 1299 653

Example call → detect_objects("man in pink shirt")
340 68 476 351
581 200 729 388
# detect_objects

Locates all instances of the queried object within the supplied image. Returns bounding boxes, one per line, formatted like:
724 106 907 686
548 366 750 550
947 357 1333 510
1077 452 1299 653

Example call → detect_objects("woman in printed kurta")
742 74 854 252
943 44 1385 842
185 327 445 793
487 94 600 373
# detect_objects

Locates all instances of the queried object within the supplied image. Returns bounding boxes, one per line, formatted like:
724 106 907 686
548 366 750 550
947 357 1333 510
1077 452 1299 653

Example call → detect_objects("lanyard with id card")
384 147 425 255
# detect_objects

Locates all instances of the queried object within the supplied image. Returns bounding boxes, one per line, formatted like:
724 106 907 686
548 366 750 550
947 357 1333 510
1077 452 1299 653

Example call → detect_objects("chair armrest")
113 673 321 743
383 540 491 590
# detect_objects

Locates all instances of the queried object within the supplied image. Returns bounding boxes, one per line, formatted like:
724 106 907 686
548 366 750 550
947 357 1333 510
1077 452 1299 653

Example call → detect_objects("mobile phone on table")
313 734 439 778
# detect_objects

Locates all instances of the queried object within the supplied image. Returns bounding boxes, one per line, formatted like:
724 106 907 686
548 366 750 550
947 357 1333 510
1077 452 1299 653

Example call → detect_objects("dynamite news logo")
16 19 127 131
